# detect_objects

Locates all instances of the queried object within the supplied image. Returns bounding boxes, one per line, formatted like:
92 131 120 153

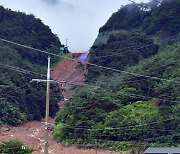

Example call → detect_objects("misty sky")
0 0 149 51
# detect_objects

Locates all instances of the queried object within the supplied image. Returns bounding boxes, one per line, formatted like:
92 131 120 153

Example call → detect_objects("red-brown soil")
0 58 124 154
51 58 86 100
0 118 122 154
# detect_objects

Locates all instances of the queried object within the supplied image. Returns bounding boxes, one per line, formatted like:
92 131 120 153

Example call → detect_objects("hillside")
0 56 122 154
91 0 180 78
54 0 180 152
0 6 62 125
99 0 180 35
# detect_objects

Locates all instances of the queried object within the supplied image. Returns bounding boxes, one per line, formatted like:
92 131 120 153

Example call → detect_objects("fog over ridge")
0 0 149 51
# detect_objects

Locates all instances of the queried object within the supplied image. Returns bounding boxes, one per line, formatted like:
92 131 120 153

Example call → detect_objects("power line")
59 132 179 149
51 61 180 101
0 64 178 135
107 89 179 104
53 78 180 104
97 133 180 143
0 38 58 57
91 42 156 59
0 36 180 84
88 34 179 60
0 61 178 104
59 104 179 130
1 83 30 96
0 63 47 96
3 133 178 151
61 102 178 112
120 92 178 104
65 131 180 139
0 62 46 77
0 44 179 150
85 77 180 100
52 61 148 85
86 62 180 84
64 117 178 131
59 132 180 146
69 125 180 133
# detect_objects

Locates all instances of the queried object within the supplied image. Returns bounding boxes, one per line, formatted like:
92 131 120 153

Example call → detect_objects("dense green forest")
0 6 62 125
54 0 180 152
99 0 180 35
88 31 159 79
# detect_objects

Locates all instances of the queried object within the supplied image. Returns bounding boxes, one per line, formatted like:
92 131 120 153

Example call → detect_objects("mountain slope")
54 0 180 151
55 44 180 150
99 0 180 36
0 6 62 125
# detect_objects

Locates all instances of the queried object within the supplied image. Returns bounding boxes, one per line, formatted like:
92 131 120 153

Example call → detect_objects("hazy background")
0 0 150 51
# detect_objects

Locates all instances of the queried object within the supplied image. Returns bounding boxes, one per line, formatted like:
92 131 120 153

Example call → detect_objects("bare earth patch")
0 58 124 154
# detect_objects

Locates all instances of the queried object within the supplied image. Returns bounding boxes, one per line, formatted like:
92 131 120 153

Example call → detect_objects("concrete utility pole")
31 56 66 154
31 56 51 154
44 55 50 154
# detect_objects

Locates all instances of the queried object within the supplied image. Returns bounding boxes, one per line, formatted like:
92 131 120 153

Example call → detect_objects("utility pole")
65 38 68 48
44 55 50 154
95 139 97 154
31 56 51 154
31 56 65 154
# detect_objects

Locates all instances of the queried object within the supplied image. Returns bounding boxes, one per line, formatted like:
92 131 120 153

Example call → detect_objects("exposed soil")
0 57 124 154
51 58 87 102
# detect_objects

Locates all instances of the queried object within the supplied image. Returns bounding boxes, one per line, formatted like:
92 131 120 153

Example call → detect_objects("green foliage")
119 44 180 105
0 7 62 125
100 0 180 36
52 52 71 67
0 140 33 154
142 0 180 35
54 44 180 150
99 4 146 32
53 0 180 151
104 101 163 141
53 123 66 142
0 5 62 65
89 0 180 80
88 31 159 79
0 98 25 125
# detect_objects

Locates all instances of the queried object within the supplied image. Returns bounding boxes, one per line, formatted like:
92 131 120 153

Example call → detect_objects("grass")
52 52 71 67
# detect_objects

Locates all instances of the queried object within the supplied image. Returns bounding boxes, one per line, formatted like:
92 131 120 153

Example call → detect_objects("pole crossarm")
31 79 66 83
